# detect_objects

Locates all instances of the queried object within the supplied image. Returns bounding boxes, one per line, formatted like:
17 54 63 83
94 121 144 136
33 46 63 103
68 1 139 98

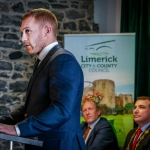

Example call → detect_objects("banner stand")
64 33 135 147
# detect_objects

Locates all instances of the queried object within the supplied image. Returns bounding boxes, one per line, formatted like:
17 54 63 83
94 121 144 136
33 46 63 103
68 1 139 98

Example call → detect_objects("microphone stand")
10 141 13 150
7 51 38 150
8 51 23 150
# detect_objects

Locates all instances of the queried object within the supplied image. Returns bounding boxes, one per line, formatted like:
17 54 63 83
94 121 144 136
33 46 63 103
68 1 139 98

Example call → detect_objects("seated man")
81 98 119 150
123 96 150 150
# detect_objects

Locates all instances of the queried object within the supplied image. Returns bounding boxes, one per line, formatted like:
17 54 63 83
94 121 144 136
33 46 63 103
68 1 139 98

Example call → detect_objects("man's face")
20 16 46 55
82 101 100 125
133 99 150 127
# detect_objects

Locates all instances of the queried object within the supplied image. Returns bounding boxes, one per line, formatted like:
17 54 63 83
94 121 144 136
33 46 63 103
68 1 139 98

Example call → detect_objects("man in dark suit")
81 99 119 150
0 8 86 150
123 96 150 150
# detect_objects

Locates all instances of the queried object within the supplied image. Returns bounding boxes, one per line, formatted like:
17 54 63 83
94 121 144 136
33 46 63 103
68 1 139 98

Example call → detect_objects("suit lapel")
129 129 137 150
86 119 101 146
86 125 96 145
25 44 62 105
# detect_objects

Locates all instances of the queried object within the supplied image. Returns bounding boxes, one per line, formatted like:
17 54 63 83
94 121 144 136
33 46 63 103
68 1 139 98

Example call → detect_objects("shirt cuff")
14 125 21 136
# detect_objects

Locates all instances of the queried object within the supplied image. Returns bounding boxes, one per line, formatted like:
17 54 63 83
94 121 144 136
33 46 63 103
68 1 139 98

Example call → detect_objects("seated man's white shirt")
85 117 100 144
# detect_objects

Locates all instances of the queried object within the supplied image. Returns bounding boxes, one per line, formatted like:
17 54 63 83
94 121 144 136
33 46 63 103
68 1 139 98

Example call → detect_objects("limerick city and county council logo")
85 40 115 56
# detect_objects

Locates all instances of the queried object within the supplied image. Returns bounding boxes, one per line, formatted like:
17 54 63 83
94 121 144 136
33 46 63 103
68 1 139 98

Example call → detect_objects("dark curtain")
121 0 150 100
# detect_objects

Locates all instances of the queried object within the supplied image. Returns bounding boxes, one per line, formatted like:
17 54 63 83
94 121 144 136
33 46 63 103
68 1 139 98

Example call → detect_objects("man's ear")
97 109 101 116
44 26 51 35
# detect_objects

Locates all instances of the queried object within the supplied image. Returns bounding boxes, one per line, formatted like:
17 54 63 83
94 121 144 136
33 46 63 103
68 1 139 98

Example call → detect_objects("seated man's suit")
82 117 119 150
123 127 150 150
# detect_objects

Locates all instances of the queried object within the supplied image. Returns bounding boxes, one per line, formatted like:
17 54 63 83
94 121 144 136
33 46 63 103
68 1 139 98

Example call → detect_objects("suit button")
24 113 27 117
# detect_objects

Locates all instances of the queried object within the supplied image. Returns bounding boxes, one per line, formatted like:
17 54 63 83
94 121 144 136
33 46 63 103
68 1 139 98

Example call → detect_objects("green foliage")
124 103 134 109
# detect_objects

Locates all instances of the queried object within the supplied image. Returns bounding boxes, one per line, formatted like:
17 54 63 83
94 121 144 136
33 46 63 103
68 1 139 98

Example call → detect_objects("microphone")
9 51 23 60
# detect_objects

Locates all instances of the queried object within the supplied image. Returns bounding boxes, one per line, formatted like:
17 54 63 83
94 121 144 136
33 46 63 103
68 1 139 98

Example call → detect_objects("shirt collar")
140 122 150 132
38 41 58 61
89 117 100 129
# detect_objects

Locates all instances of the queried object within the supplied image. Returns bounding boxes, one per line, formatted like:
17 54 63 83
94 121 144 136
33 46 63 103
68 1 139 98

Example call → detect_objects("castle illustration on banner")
82 79 134 115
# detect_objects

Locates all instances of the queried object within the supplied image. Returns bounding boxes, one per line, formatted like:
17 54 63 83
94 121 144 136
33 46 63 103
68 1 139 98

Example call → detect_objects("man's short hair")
22 8 58 36
137 96 150 100
136 96 150 107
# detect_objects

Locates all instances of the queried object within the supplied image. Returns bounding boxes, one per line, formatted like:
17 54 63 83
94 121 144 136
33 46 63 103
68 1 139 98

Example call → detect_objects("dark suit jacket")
123 127 150 150
81 117 119 150
0 44 86 150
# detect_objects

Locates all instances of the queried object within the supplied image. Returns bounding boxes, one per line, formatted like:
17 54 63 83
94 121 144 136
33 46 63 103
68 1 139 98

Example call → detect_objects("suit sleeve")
17 53 83 137
88 121 118 150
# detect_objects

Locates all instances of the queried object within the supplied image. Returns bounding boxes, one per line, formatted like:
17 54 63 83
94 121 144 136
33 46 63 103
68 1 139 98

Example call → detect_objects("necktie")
33 58 40 73
84 126 91 140
132 128 142 150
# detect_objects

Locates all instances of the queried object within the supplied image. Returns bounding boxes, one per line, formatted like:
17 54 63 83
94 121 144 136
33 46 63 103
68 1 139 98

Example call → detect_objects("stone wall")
0 0 98 149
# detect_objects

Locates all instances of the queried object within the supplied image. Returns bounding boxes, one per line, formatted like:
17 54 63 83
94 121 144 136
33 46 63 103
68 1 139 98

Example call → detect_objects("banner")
64 33 135 147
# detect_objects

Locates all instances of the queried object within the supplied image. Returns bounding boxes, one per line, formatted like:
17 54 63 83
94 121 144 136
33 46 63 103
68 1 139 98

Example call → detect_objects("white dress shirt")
85 118 100 144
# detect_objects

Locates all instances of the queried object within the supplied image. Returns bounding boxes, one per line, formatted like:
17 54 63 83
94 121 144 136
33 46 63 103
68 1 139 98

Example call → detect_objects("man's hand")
0 123 17 136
